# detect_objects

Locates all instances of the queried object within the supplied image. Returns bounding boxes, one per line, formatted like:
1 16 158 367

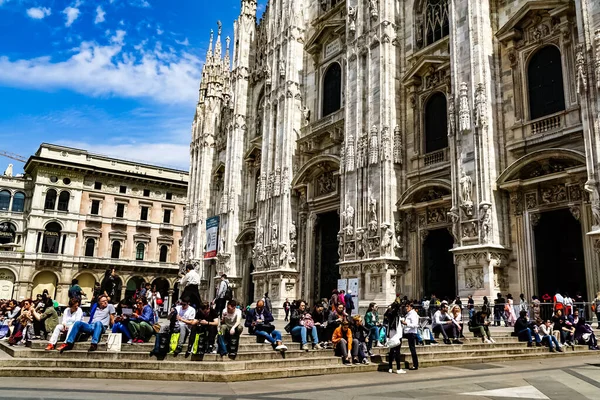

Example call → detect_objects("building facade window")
94 181 102 190
140 206 149 221
166 192 173 200
424 92 449 153
111 241 121 259
528 46 565 120
417 0 449 49
119 185 127 194
163 209 172 224
136 243 145 261
322 62 342 117
85 238 95 257
159 245 168 262
91 200 100 215
143 189 150 197
44 189 57 210
0 222 16 245
57 191 70 212
11 192 25 212
0 191 10 211
42 222 61 254
116 203 125 218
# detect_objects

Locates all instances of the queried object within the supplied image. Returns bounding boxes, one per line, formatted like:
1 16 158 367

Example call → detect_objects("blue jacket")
344 293 354 311
244 308 274 334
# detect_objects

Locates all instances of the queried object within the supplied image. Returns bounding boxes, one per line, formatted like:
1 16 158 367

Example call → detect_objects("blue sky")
0 0 267 171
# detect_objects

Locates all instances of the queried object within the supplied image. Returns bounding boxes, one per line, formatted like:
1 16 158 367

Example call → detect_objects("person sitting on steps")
468 310 495 344
289 300 321 351
332 320 358 365
432 303 462 345
514 310 542 347
245 299 287 353
185 302 219 357
349 315 370 364
171 296 196 356
58 295 115 353
128 296 156 344
539 319 563 352
46 298 83 351
218 300 243 358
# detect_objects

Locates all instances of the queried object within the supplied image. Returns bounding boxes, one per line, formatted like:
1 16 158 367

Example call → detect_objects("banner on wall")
337 279 347 293
348 278 359 311
204 216 220 259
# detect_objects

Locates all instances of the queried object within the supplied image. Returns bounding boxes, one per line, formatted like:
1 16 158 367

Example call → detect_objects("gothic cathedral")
183 0 600 314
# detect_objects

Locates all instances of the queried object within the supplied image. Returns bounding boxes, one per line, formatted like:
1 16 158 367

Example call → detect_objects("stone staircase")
0 330 595 382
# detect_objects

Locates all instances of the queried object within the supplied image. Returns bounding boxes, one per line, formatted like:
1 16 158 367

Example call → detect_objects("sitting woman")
127 297 155 343
289 300 321 351
539 319 563 352
46 298 83 350
9 299 34 346
569 309 599 350
469 310 494 343
31 298 59 341
450 305 464 339
112 299 134 344
365 303 382 354
311 303 328 348
217 300 243 358
333 321 359 365
350 315 370 364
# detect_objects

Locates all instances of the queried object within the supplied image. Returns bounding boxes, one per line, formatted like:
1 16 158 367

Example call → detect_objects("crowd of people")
2 266 600 374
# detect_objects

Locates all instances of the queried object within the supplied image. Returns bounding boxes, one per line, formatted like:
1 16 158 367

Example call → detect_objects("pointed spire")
215 21 223 60
224 36 231 68
206 29 214 59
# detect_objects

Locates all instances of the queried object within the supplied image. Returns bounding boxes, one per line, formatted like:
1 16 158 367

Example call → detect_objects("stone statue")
279 242 289 266
279 60 286 78
368 193 378 233
3 164 13 177
369 0 378 19
479 202 492 244
458 82 471 133
256 221 264 245
348 6 357 34
342 204 355 236
447 208 460 245
380 223 394 255
290 221 297 240
301 106 311 126
369 125 379 165
585 181 600 230
460 172 473 204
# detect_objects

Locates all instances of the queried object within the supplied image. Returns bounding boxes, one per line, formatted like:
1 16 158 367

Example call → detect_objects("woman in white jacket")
45 298 83 351
402 303 420 370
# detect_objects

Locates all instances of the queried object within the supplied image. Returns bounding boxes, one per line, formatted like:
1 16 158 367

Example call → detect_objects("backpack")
224 282 233 301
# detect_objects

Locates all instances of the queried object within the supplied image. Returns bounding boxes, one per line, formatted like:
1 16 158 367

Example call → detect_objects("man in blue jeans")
245 300 287 352
58 295 116 352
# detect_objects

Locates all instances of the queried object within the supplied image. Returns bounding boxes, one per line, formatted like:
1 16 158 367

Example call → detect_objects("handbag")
387 331 403 348
107 332 122 352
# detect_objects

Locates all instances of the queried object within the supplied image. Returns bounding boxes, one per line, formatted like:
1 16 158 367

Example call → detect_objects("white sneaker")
127 339 133 344
275 344 287 351
302 344 309 351
388 369 393 374
264 340 270 344
484 339 492 344
490 338 496 343
377 342 385 347
314 343 323 350
211 349 217 354
397 369 407 374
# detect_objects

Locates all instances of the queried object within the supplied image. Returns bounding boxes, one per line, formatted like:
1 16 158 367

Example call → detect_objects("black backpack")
224 282 233 301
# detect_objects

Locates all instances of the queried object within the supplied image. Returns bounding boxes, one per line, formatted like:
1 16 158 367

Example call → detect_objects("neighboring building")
0 144 188 307
184 0 600 313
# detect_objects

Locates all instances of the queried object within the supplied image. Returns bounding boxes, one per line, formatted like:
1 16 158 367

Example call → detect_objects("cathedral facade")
184 0 600 313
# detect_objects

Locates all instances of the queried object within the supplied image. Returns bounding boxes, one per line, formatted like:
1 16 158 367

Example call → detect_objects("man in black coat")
344 290 355 316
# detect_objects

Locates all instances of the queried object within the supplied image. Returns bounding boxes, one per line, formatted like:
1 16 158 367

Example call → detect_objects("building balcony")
86 214 102 223
160 223 174 231
0 250 24 260
136 220 151 229
111 217 127 226
76 256 179 270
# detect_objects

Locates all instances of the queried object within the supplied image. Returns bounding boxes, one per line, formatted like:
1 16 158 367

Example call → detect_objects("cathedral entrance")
318 211 340 300
423 229 455 300
247 262 255 306
534 208 585 297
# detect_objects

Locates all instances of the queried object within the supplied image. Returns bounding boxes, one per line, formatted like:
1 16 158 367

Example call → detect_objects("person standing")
506 294 517 326
283 298 291 322
531 295 541 321
594 292 600 329
180 264 202 310
147 285 162 315
214 274 230 316
494 293 505 326
100 268 117 303
402 302 419 370
68 279 83 303
344 290 355 316
384 302 405 374
467 295 475 319
263 293 272 314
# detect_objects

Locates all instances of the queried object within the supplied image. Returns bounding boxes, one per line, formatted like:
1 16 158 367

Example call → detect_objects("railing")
423 148 447 166
529 114 562 135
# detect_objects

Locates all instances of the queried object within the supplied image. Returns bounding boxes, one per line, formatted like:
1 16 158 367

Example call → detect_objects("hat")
347 290 352 295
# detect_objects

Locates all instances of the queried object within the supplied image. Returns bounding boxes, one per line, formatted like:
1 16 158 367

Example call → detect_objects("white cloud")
63 6 80 27
156 28 163 35
95 6 106 24
175 38 189 46
26 7 51 19
0 31 203 105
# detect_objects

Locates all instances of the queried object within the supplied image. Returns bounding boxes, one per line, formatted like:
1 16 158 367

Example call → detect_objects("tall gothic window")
528 46 565 120
85 238 95 257
44 189 57 210
322 62 342 117
418 0 449 48
425 92 448 153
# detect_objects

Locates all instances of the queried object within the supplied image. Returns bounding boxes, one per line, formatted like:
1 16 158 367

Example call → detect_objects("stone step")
0 355 341 372
96 333 294 344
0 363 377 382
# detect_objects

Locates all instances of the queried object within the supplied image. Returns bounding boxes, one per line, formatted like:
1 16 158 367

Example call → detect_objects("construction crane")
0 150 27 163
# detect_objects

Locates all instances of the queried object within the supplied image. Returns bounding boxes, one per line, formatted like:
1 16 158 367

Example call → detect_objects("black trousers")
405 333 419 368
187 324 217 354
181 284 202 310
388 342 402 370
215 298 227 316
